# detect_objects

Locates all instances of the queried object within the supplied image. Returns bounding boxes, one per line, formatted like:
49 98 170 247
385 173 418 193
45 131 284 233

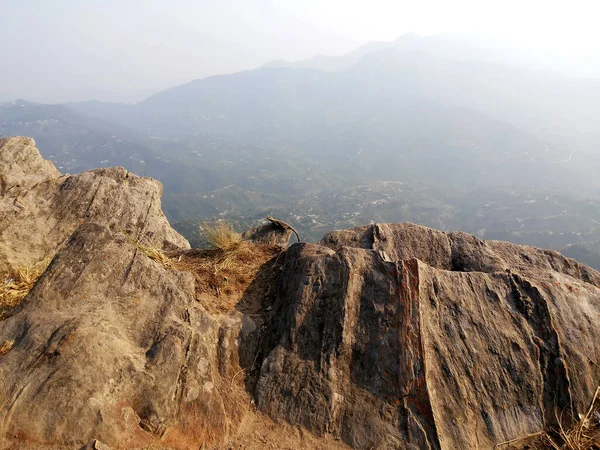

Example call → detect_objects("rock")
321 223 599 285
0 136 189 272
256 228 600 449
322 223 454 269
0 137 61 191
0 223 247 449
218 312 260 376
485 239 600 285
79 439 111 450
242 222 293 248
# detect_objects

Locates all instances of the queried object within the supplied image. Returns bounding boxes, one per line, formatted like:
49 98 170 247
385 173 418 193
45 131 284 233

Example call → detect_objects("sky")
1 0 599 103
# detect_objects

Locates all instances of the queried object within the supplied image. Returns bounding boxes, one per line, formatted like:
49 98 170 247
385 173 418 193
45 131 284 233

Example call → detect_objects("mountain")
108 59 592 191
2 140 600 448
1 33 599 268
263 32 422 72
349 48 600 147
134 47 600 156
265 32 600 78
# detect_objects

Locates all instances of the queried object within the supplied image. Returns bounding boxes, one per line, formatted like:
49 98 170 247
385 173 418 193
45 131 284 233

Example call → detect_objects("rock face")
0 138 247 449
0 137 61 190
0 223 250 448
2 140 600 449
0 136 189 272
321 222 600 284
256 223 600 449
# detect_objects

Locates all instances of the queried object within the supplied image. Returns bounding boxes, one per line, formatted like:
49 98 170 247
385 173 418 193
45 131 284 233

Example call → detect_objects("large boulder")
0 223 249 449
0 137 189 272
256 224 600 449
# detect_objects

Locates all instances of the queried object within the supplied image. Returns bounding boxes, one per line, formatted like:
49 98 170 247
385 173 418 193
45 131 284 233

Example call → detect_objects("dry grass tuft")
119 223 281 313
132 240 170 265
0 262 47 310
544 387 600 450
120 231 170 266
200 221 242 252
172 239 281 313
496 387 600 449
0 339 14 358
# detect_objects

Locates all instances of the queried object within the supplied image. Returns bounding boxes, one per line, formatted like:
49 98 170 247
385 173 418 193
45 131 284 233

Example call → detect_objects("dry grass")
120 231 170 266
0 262 47 310
496 387 600 449
131 240 170 265
172 239 281 313
543 387 600 450
0 339 14 358
200 221 242 252
118 223 282 313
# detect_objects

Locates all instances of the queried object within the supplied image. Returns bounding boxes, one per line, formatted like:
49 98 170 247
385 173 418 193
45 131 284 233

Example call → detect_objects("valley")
2 34 600 269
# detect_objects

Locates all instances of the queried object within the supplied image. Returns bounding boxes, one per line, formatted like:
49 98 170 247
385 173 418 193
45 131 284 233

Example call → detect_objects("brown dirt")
210 409 351 450
171 242 284 314
1 411 350 450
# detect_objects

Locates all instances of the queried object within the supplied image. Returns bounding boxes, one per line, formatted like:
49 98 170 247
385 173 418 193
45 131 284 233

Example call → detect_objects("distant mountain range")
1 33 599 268
264 32 600 78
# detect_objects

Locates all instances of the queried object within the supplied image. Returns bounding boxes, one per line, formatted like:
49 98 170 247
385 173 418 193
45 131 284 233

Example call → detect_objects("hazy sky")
1 0 599 103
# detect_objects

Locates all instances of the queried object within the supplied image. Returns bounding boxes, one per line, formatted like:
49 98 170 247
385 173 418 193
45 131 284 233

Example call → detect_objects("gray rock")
0 223 246 448
0 136 189 272
0 137 61 191
256 236 600 449
322 222 599 285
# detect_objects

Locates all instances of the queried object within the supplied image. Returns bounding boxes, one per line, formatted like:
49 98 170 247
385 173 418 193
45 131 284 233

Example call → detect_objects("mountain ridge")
264 32 600 78
2 34 600 270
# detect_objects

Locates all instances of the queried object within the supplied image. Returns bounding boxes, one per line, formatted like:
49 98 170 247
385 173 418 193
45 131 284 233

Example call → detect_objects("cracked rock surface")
256 224 600 449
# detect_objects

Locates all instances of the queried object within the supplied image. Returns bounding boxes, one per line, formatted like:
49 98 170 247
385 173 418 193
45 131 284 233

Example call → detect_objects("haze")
2 0 600 103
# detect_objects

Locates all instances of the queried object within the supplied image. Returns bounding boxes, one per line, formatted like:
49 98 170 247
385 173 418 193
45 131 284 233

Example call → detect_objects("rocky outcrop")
0 223 251 448
321 223 600 285
242 221 293 248
256 223 600 449
0 137 61 191
2 141 600 449
0 137 189 272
